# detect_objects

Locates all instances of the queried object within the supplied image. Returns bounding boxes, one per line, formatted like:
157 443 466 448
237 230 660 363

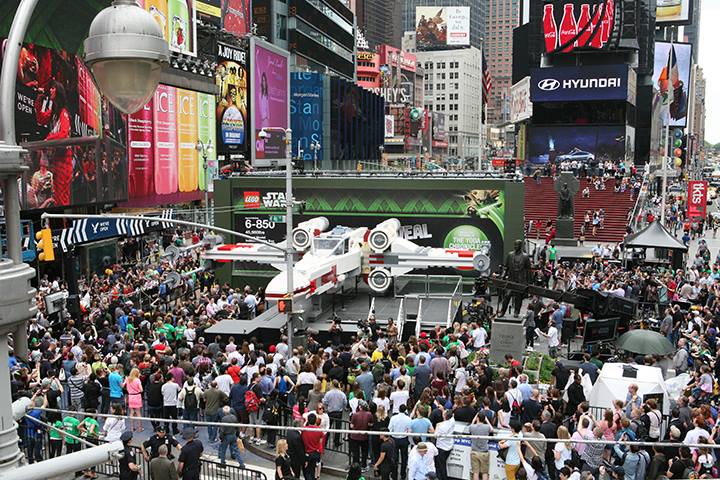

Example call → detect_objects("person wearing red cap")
269 344 276 354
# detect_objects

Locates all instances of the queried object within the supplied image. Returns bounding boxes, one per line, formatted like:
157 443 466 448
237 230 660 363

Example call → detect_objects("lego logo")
244 191 261 208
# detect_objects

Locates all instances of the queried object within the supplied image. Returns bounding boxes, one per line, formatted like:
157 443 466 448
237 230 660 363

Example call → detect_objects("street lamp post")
0 0 168 474
378 145 384 169
259 127 295 352
310 140 321 173
196 140 214 226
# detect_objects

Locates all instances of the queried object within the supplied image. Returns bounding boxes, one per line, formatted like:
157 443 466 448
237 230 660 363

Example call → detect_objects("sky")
700 2 720 144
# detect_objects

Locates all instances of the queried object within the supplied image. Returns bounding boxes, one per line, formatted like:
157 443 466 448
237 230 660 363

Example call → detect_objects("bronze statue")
558 182 574 218
499 239 532 317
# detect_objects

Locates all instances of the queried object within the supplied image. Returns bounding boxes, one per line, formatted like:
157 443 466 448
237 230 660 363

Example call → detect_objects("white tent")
588 363 670 416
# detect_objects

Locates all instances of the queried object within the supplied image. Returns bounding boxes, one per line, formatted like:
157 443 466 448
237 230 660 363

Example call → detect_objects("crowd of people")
8 222 720 480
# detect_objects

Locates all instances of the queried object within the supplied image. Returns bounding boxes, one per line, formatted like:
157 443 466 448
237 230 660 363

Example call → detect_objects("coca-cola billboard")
542 0 615 54
687 181 708 219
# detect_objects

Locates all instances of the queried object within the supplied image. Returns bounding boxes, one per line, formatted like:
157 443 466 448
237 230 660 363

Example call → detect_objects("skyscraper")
683 0 701 61
356 0 403 48
484 0 520 125
400 0 486 51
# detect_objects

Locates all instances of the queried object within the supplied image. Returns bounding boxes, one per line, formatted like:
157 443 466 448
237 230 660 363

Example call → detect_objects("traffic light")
277 296 292 314
36 227 54 262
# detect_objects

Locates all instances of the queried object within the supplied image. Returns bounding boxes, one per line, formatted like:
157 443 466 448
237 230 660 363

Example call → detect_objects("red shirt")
301 425 325 454
349 410 374 441
228 364 242 384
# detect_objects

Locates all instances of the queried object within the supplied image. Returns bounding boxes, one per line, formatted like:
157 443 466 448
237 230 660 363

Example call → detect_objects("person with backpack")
245 373 266 445
178 377 202 429
504 379 523 422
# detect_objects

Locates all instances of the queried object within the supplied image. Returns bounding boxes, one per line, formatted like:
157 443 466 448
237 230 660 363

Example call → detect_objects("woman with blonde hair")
274 439 293 480
123 368 143 432
553 426 573 473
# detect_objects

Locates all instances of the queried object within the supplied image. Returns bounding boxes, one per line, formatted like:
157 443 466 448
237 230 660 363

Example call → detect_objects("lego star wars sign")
687 181 708 219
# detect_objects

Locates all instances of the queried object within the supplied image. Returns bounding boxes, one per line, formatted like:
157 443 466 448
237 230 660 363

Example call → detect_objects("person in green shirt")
548 244 557 265
80 412 101 478
63 415 85 477
48 419 64 458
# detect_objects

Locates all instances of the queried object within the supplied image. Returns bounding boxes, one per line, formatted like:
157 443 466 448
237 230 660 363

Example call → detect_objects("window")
276 14 287 40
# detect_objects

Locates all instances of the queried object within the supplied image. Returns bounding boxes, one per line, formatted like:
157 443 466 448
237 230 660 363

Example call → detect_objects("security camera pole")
0 0 168 475
260 127 295 352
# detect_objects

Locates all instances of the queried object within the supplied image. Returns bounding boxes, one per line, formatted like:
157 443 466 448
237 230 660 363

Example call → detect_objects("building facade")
355 0 402 48
485 0 520 125
416 47 483 159
690 65 706 164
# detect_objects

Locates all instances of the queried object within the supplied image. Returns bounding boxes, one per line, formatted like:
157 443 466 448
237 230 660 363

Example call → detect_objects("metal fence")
17 423 267 480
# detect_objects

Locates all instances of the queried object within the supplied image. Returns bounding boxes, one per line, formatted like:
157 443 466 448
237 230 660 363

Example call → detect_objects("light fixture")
84 0 169 114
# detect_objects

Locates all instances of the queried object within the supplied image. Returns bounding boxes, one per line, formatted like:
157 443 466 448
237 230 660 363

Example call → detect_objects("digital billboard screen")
653 42 692 128
528 125 625 165
415 6 470 51
197 0 251 36
290 72 324 162
143 0 198 56
216 42 249 157
656 0 693 25
251 39 289 166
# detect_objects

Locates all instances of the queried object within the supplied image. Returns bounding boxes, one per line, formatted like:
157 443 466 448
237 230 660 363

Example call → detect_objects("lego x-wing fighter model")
203 217 491 300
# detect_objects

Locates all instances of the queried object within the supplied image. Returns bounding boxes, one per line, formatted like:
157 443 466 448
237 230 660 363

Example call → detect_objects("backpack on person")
245 390 260 413
510 391 522 417
630 418 648 441
184 387 198 411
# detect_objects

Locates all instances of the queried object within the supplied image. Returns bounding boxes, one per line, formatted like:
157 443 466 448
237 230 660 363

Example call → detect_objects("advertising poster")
252 40 289 164
290 72 324 161
177 88 199 192
144 0 197 56
542 0 615 54
99 138 129 203
656 0 693 25
197 92 217 190
385 115 395 138
197 0 251 37
530 64 630 103
24 139 98 210
688 180 708 218
153 84 178 195
432 112 447 146
216 42 248 157
128 100 155 198
76 58 102 136
528 125 625 165
230 182 507 272
510 76 533 123
653 42 692 128
416 6 471 50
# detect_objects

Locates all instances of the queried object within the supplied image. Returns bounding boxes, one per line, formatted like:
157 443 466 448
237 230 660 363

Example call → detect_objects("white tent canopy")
588 363 670 416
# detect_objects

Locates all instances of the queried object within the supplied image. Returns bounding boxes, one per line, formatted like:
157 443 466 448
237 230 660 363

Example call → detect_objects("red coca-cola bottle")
559 3 578 52
589 4 603 48
543 3 558 53
577 4 592 47
601 0 614 44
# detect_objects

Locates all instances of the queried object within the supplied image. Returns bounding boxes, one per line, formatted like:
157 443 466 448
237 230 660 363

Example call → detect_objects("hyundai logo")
538 79 561 91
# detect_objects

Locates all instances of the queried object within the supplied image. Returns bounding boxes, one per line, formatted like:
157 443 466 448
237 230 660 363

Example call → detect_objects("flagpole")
661 28 674 227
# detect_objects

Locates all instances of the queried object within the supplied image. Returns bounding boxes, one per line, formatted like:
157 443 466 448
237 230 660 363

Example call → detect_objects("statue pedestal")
554 217 576 246
489 316 525 365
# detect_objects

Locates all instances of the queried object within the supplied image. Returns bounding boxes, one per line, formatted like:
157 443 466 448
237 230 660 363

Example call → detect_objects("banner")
144 0 197 56
153 84 178 195
510 76 533 123
416 6 471 51
252 40 289 165
197 92 217 190
216 42 248 157
688 180 708 218
542 0 617 54
653 42 692 128
384 115 395 138
177 88 199 192
531 65 630 103
128 100 155 198
197 0 251 36
290 72 324 161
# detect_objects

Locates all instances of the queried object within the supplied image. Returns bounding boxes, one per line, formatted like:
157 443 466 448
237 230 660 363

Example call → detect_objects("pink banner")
688 180 708 219
128 100 155 198
153 84 178 195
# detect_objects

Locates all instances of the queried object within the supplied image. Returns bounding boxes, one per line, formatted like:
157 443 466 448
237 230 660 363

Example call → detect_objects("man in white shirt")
538 321 560 358
408 442 438 480
471 324 488 350
390 381 410 414
435 410 456 480
684 418 711 453
214 366 234 396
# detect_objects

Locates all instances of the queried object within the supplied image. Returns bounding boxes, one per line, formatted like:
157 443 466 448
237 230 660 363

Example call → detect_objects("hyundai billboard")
530 65 631 103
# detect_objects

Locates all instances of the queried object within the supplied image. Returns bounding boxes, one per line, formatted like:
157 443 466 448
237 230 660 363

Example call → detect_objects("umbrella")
615 329 675 356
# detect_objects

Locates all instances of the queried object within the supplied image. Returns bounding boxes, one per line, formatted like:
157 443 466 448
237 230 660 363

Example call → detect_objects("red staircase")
524 177 635 244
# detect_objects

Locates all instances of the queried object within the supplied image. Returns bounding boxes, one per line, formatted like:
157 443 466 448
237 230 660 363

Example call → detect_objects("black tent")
623 221 688 251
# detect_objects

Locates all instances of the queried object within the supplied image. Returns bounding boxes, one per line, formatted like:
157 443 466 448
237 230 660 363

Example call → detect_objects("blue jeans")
206 411 222 442
184 408 199 430
219 433 244 467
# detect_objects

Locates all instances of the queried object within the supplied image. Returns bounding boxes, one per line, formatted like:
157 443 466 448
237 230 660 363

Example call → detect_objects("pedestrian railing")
17 423 268 480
